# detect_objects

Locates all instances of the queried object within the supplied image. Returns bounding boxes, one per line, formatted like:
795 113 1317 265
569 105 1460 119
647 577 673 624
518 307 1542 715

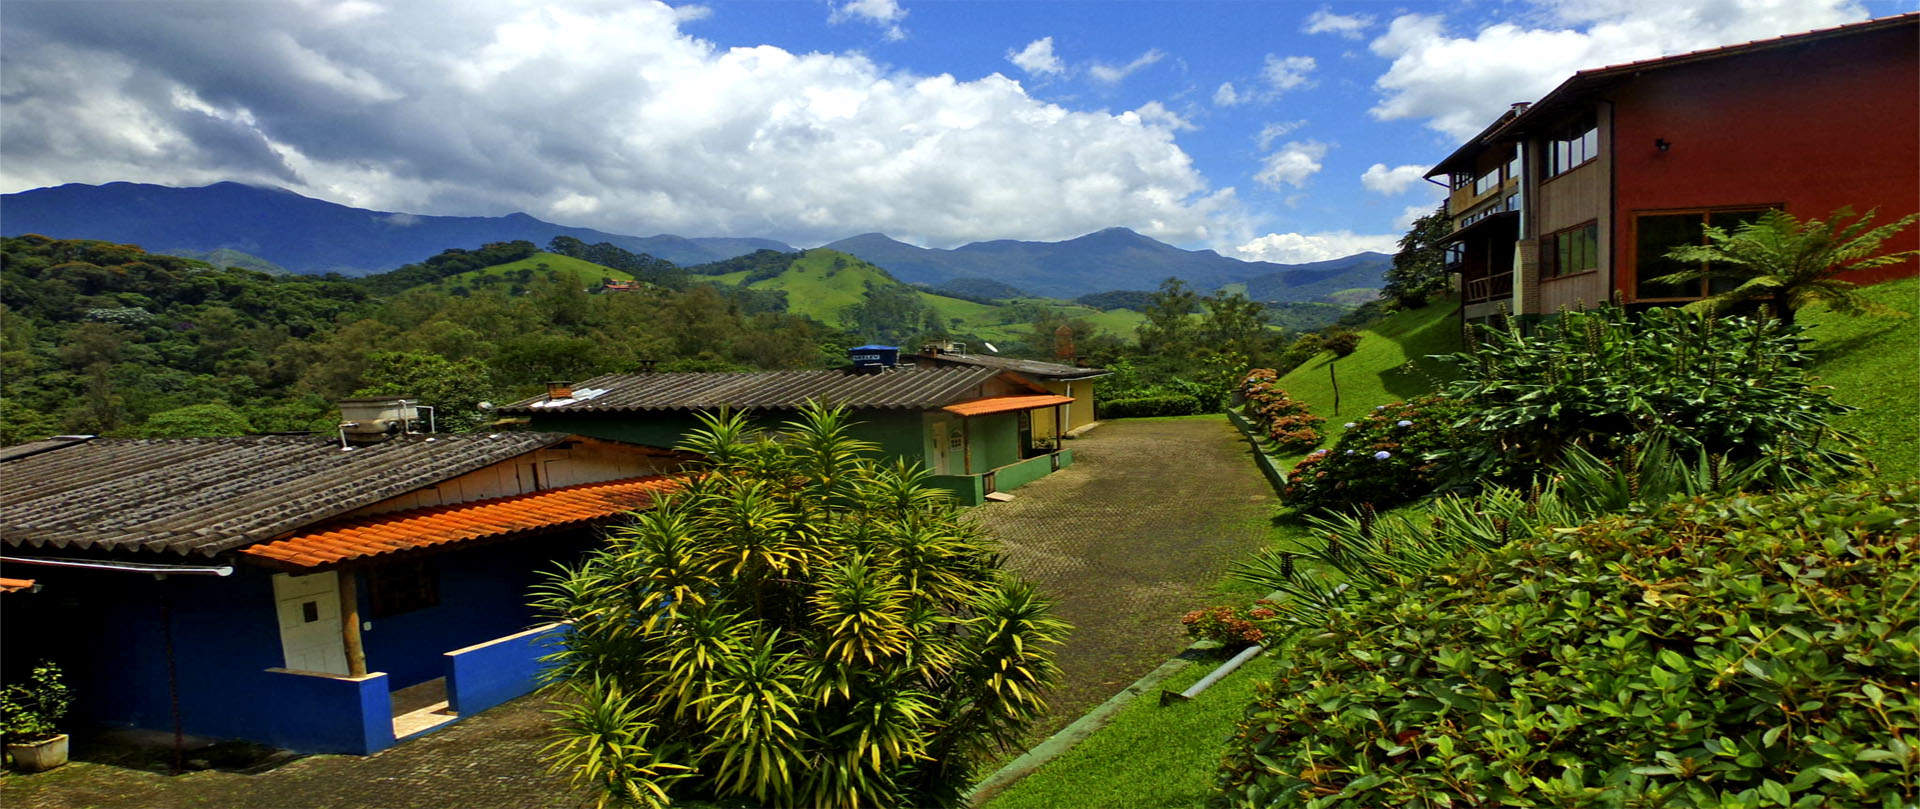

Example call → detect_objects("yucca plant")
537 401 1068 808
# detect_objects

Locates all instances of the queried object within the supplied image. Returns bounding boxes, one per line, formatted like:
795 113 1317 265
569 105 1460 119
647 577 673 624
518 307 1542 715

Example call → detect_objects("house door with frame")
272 571 350 675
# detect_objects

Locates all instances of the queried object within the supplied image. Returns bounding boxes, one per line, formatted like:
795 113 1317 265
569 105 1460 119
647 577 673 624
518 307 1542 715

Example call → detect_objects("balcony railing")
1464 271 1513 305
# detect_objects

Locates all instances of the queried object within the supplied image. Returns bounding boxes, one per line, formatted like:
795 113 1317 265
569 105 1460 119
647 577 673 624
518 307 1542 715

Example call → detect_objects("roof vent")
849 345 900 374
338 397 419 444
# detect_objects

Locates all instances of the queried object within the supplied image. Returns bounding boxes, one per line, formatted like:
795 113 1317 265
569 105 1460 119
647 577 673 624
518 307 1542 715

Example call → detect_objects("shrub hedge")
1101 394 1204 419
1216 482 1920 808
1240 369 1325 454
1278 396 1474 514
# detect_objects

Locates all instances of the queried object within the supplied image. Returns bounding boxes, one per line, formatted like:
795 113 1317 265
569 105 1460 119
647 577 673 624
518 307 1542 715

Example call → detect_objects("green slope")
732 249 1145 344
1801 276 1919 480
1272 300 1464 444
448 251 633 285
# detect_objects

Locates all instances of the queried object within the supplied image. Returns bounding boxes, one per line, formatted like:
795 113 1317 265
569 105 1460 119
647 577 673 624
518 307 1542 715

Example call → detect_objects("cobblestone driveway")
2 416 1274 807
976 415 1277 741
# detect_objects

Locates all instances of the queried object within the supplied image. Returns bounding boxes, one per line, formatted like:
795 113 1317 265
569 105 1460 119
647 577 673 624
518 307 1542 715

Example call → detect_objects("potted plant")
3 661 72 772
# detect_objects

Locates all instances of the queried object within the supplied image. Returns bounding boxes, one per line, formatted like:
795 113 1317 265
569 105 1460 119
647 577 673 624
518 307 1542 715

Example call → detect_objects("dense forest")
0 227 1416 443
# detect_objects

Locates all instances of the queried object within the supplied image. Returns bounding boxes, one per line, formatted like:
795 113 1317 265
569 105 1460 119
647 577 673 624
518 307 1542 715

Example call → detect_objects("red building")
1427 13 1918 321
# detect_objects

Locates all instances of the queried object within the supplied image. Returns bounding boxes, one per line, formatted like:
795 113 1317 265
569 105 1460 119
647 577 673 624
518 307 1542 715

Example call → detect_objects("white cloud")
1360 163 1434 195
1303 8 1374 39
671 4 712 23
1367 0 1868 139
829 0 907 41
1255 140 1329 190
1088 48 1165 84
1395 203 1441 232
1256 120 1306 150
1261 54 1317 91
1213 82 1242 107
1234 230 1399 263
1008 36 1065 76
0 0 1241 249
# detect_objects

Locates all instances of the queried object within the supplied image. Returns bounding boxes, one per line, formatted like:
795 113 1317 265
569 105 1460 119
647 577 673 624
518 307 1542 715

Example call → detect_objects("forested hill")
0 236 835 443
0 182 793 275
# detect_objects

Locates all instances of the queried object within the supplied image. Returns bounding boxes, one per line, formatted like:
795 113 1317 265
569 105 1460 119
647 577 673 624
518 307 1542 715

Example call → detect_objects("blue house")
0 405 682 755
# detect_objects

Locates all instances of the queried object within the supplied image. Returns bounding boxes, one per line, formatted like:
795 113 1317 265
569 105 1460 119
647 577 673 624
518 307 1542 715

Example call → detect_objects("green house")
498 363 1076 504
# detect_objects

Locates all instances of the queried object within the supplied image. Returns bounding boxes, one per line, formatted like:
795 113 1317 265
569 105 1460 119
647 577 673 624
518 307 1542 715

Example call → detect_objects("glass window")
1548 116 1599 177
1542 222 1599 278
1634 209 1771 299
369 561 439 618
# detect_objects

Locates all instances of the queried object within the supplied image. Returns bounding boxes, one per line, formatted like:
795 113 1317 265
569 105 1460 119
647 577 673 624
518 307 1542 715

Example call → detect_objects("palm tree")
1656 206 1917 326
533 402 1069 809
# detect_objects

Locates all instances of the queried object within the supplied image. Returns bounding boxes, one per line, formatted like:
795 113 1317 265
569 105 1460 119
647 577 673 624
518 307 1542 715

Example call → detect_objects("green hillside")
1272 299 1464 444
730 248 1146 345
1801 275 1918 479
449 251 633 285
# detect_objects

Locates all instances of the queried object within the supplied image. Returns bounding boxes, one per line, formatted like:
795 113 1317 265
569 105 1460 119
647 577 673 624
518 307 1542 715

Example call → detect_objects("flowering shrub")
1240 370 1324 454
1180 600 1280 647
1280 396 1474 514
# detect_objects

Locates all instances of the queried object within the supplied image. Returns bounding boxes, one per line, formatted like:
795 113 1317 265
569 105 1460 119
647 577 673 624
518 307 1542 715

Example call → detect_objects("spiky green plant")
1656 206 1918 326
533 401 1068 809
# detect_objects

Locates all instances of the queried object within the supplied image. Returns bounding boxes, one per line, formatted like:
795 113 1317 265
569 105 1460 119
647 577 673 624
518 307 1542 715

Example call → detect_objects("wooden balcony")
1464 271 1513 305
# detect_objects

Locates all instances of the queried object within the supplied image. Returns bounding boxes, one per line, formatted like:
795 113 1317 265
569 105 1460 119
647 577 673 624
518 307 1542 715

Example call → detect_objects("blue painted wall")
0 529 599 753
446 623 568 716
356 533 594 690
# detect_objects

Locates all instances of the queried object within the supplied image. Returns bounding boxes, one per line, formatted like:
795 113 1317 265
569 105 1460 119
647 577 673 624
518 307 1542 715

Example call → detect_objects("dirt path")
1 415 1277 807
976 415 1278 741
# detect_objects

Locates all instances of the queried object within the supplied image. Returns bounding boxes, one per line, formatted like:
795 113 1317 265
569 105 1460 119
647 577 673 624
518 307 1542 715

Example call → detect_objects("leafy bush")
1102 394 1204 419
1 661 71 743
535 404 1068 809
1278 396 1474 514
1180 601 1280 648
1240 370 1323 454
1215 482 1920 808
1440 306 1863 485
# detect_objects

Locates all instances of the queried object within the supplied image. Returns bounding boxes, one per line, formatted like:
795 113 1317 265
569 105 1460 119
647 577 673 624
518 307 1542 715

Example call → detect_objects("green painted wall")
970 413 1021 472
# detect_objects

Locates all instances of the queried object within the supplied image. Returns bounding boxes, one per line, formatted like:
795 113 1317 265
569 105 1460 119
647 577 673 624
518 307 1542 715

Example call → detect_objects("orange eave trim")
941 394 1075 418
0 577 38 594
240 475 680 569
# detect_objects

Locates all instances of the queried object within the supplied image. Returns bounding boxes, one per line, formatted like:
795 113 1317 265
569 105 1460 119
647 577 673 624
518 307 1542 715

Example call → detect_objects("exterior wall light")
1655 138 1671 151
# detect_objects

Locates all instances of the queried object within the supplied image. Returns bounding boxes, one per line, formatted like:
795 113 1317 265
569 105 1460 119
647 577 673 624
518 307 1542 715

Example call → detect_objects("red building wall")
1610 23 1919 297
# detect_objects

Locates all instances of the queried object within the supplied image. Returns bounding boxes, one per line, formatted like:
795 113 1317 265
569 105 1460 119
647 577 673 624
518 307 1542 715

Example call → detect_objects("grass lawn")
983 648 1278 809
450 251 632 285
1800 275 1919 480
1272 298 1463 447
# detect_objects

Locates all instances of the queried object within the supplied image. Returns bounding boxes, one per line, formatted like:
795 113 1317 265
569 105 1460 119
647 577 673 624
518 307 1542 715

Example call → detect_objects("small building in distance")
909 342 1109 443
1426 13 1918 322
500 348 1080 505
0 402 684 755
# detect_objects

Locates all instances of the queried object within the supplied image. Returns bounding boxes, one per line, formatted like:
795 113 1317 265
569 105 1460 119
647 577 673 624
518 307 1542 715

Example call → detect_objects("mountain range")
0 182 1389 300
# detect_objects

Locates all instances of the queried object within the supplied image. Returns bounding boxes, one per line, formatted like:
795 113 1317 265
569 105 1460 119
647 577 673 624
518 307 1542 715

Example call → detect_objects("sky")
2 0 1913 264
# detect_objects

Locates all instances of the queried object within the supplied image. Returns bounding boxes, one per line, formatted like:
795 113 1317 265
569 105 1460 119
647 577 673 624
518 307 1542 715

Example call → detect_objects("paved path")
976 415 1278 742
1 416 1275 807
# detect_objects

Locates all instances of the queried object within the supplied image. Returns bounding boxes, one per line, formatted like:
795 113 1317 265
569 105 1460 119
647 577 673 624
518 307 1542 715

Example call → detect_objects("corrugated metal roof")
0 433 569 557
498 365 1009 414
942 395 1076 417
241 476 678 570
912 353 1110 380
0 435 94 463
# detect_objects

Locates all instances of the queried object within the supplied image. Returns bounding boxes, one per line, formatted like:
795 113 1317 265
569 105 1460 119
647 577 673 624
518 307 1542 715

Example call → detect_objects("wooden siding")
343 441 676 517
1536 160 1606 233
1538 272 1611 312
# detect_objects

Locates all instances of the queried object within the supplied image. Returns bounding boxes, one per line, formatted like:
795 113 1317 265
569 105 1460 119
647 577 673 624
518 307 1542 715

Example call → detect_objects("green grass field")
1800 275 1919 480
1272 298 1464 446
725 248 1147 344
446 251 633 286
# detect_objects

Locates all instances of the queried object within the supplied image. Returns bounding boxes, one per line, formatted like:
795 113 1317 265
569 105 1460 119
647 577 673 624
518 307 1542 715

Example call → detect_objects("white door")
273 571 350 675
931 420 951 474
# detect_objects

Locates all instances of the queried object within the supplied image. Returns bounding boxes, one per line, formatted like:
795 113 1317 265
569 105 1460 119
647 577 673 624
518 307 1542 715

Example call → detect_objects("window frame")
1629 206 1776 302
367 560 440 619
1547 115 1599 178
1541 221 1600 279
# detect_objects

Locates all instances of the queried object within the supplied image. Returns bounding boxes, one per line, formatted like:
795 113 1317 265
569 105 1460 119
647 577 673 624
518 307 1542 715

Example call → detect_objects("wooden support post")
1053 405 1064 451
339 568 368 677
961 418 972 475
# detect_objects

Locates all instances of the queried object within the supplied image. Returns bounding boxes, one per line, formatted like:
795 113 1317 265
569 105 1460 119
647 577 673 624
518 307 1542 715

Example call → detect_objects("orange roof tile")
240 476 679 569
0 577 37 593
941 394 1075 417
